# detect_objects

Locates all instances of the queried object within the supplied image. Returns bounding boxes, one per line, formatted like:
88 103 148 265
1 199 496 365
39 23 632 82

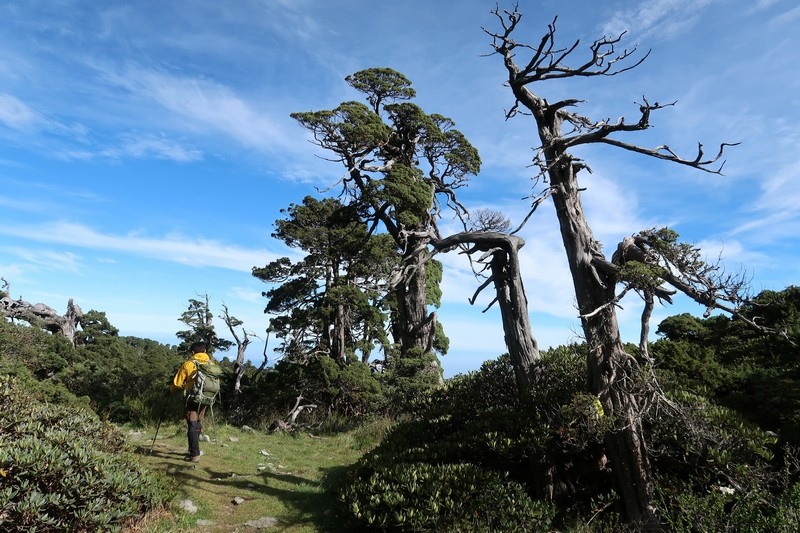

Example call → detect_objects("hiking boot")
184 454 201 463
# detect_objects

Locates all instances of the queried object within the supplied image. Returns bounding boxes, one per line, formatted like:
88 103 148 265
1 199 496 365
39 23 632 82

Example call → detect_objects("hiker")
171 341 214 462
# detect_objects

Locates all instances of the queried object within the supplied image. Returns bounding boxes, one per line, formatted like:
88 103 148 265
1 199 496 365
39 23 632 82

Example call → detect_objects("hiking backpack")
188 359 222 406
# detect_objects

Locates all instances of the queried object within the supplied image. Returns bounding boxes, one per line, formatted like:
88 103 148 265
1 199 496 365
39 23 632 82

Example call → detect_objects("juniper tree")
480 6 747 525
176 294 232 355
253 196 393 364
290 68 480 375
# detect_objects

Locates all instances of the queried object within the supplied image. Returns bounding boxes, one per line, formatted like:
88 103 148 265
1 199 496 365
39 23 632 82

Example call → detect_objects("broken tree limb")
0 295 83 345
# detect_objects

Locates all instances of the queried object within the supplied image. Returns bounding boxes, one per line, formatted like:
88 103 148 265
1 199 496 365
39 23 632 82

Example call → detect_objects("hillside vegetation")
2 286 800 530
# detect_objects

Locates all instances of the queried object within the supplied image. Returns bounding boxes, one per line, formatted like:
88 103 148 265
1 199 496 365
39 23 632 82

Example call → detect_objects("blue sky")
1 0 798 377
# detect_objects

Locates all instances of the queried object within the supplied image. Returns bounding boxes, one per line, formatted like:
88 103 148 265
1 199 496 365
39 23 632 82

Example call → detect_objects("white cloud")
602 0 718 40
103 133 203 163
98 65 297 153
729 160 800 239
769 5 800 24
0 194 60 215
0 93 44 130
0 221 275 272
1 247 83 274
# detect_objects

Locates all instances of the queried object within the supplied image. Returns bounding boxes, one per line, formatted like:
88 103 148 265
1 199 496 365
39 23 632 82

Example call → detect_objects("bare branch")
469 275 496 305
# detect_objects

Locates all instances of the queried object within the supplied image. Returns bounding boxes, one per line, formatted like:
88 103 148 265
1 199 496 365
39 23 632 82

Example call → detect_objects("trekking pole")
209 403 218 447
150 396 170 454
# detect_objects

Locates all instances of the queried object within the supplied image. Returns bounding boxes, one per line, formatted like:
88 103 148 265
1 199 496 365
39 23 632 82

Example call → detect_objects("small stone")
259 449 270 456
242 425 256 432
196 519 215 526
201 434 211 442
232 496 246 505
229 436 239 442
244 516 280 528
178 499 198 513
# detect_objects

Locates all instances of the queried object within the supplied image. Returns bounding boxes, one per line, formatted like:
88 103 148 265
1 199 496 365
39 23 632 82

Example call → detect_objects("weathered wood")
484 6 734 525
0 295 83 345
433 231 539 396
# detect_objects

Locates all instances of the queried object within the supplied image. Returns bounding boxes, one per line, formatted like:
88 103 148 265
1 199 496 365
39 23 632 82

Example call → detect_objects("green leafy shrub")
225 355 389 429
0 376 174 531
336 342 800 531
656 479 800 532
334 348 613 529
380 347 447 414
339 461 555 531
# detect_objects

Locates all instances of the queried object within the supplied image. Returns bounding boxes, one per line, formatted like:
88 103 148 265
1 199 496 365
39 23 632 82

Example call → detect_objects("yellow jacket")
171 351 211 394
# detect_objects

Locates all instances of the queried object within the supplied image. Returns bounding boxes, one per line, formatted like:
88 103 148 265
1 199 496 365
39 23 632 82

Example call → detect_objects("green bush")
339 461 555 531
334 349 613 529
335 343 800 531
0 376 174 531
656 479 800 532
383 349 443 411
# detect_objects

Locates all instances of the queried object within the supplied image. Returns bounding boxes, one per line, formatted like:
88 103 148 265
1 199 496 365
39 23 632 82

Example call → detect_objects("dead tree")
269 395 318 432
0 293 83 346
221 304 253 393
485 6 739 526
432 231 539 395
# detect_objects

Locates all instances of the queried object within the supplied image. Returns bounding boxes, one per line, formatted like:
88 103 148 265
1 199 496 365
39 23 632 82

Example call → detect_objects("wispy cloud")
602 0 718 40
97 64 298 153
0 195 61 215
0 221 276 272
0 93 45 131
102 133 203 163
1 247 83 274
769 4 800 24
729 160 800 239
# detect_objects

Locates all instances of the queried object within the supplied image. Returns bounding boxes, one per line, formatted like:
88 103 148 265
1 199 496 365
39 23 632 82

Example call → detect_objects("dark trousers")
184 401 206 457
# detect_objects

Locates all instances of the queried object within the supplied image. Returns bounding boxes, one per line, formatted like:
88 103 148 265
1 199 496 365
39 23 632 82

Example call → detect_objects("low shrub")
338 460 555 531
0 376 175 531
656 479 800 532
334 345 800 531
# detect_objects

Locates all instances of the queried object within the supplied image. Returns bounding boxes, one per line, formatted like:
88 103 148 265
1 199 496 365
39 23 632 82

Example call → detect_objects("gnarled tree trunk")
0 295 83 346
433 231 539 395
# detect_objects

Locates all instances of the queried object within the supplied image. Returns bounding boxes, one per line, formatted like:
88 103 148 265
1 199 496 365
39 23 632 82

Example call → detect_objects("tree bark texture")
542 106 656 527
500 45 658 529
0 296 83 345
393 233 437 358
433 231 539 396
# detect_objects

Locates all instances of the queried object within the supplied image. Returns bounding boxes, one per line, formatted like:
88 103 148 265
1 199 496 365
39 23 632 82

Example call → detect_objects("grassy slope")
126 419 383 532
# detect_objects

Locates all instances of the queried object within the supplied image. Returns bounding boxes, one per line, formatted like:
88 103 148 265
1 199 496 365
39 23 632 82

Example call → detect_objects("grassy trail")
126 421 377 532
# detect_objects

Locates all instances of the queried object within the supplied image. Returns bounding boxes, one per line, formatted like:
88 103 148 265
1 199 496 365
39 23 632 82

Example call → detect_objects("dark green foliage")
339 461 555 531
254 196 394 363
76 309 119 345
335 339 800 531
334 349 609 530
379 164 432 227
0 376 174 531
652 286 800 444
288 66 479 381
175 295 233 355
0 318 72 382
383 349 443 411
656 480 800 533
1 315 181 424
232 356 387 427
290 101 391 155
345 67 416 111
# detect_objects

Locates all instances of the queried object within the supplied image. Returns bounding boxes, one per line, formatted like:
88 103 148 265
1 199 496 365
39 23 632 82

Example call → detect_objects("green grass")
126 418 393 532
